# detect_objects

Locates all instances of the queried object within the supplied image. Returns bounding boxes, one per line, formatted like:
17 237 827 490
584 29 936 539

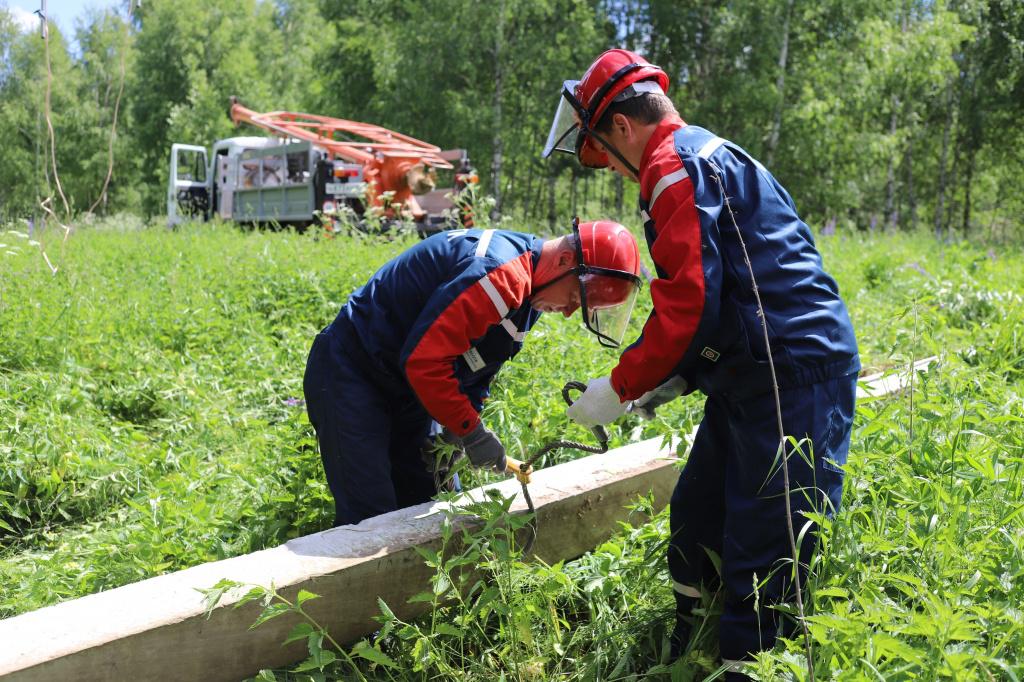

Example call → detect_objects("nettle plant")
202 490 696 682
200 491 542 681
5 219 1024 677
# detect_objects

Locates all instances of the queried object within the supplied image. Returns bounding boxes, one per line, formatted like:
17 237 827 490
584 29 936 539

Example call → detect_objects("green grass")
3 219 1024 679
1 221 386 610
0 216 665 614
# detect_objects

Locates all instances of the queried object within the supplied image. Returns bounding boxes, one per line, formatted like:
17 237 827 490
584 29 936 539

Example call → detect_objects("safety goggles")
570 218 642 348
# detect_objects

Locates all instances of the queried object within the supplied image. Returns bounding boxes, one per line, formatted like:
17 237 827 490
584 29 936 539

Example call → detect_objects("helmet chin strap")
528 267 576 300
587 129 640 180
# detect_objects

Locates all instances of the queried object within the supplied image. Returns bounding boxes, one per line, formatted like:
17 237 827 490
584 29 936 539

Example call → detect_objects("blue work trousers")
669 374 856 664
303 332 437 527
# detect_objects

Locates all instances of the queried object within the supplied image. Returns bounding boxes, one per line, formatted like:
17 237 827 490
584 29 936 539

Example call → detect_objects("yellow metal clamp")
504 456 533 485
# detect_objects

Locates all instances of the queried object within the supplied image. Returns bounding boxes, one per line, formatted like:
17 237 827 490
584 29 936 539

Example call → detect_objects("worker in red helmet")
532 217 643 347
303 222 641 528
546 49 860 676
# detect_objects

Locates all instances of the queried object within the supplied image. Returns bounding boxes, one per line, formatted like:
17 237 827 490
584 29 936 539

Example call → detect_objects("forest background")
0 0 1022 239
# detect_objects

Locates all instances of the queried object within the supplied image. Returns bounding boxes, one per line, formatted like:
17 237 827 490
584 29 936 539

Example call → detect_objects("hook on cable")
511 381 610 556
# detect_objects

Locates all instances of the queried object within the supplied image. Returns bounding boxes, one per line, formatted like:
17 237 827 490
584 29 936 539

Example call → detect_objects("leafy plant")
3 222 1024 678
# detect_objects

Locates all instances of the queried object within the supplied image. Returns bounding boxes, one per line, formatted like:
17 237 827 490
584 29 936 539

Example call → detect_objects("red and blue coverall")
303 229 542 526
608 116 860 664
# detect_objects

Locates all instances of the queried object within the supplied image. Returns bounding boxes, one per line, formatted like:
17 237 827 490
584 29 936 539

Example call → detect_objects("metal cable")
517 381 609 555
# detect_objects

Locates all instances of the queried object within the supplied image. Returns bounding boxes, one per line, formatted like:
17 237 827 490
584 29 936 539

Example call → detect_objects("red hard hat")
574 49 670 168
576 219 641 303
577 220 640 263
572 219 642 347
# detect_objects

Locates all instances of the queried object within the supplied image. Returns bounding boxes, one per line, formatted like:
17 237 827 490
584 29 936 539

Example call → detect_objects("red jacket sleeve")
403 254 532 436
610 160 706 401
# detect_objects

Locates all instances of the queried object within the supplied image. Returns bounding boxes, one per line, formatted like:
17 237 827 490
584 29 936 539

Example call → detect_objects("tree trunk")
489 0 506 222
546 169 557 231
765 0 795 166
570 171 578 216
905 134 916 231
614 173 624 217
532 169 544 223
35 105 43 231
582 173 589 215
503 164 515 218
522 163 535 220
885 95 899 231
935 81 954 241
960 79 982 238
692 5 713 104
961 146 975 237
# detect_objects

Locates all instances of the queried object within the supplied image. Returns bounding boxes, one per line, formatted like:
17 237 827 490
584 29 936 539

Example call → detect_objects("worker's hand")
566 376 627 428
627 376 689 420
505 456 532 484
461 422 507 472
420 427 465 481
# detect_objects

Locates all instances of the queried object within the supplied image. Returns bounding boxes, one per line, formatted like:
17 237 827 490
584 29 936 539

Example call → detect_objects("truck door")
168 144 210 226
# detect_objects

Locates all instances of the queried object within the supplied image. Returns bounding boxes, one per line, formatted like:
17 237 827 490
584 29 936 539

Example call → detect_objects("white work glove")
566 376 628 428
627 376 689 420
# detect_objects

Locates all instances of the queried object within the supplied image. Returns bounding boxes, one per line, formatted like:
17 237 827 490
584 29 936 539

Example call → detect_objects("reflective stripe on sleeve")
672 581 701 598
478 276 509 317
500 318 526 342
697 136 725 160
475 229 494 258
649 168 688 211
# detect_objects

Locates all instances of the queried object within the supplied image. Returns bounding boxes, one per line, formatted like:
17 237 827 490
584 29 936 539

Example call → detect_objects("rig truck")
168 99 477 235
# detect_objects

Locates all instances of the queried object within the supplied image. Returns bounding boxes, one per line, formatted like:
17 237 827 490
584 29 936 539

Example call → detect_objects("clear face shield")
580 273 640 347
541 80 624 170
542 81 585 159
572 219 642 348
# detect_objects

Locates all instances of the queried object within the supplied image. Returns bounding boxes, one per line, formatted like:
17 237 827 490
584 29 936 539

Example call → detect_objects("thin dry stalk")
40 11 70 220
710 163 816 682
35 7 72 274
87 3 134 216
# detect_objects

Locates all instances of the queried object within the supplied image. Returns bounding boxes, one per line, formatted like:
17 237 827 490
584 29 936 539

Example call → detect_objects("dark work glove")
461 422 507 472
627 376 688 420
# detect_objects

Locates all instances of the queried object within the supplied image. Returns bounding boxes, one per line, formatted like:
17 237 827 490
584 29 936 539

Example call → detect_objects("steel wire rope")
514 381 609 556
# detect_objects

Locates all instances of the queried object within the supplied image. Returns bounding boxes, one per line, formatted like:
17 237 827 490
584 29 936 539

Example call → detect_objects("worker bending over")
304 223 642 527
544 49 859 676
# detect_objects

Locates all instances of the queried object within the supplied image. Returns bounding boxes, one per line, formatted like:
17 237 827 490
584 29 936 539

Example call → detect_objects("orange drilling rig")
168 98 477 235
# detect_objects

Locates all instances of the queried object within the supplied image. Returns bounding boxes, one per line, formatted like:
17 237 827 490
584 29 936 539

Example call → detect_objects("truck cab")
168 136 367 229
167 143 210 226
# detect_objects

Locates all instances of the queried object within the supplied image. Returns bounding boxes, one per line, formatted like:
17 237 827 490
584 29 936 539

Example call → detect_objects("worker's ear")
610 112 635 141
557 243 576 268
